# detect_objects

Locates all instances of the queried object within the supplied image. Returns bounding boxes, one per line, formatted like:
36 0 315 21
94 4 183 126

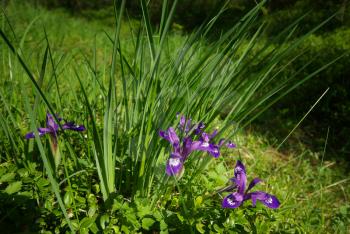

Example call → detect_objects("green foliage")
0 0 349 233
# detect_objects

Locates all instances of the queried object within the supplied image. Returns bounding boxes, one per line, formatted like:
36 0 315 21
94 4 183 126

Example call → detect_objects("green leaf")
79 228 89 234
160 220 168 231
176 212 185 223
137 205 152 218
36 177 49 188
88 206 97 217
80 217 96 229
196 223 205 234
213 224 224 233
195 196 203 208
64 191 74 206
0 172 15 183
18 191 32 197
90 222 99 234
141 217 155 230
17 168 29 177
5 181 22 194
0 167 6 177
121 225 130 234
100 214 110 230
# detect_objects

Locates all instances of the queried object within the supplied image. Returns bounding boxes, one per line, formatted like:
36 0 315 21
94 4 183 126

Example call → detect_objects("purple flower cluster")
25 112 85 144
159 114 235 176
222 160 280 209
159 114 280 210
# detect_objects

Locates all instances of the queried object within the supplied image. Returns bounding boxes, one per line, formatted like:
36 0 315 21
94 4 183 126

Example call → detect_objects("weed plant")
0 0 349 233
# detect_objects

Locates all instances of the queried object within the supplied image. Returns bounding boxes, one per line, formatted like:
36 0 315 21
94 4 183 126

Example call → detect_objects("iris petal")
167 127 180 147
234 160 247 194
62 122 86 131
247 178 262 192
226 141 236 148
25 132 35 139
182 137 193 159
25 127 52 139
201 132 210 142
248 191 280 209
46 113 59 132
210 130 218 139
222 192 244 208
159 130 169 141
165 154 184 176
191 141 220 158
194 122 205 135
208 145 220 158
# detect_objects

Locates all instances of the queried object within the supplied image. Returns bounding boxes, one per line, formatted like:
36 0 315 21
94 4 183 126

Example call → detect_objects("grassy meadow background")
0 0 349 233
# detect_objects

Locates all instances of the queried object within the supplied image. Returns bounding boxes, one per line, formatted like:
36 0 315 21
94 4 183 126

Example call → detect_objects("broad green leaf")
0 172 15 183
100 214 110 230
80 217 96 229
196 223 205 234
5 181 22 194
64 191 74 206
141 217 155 230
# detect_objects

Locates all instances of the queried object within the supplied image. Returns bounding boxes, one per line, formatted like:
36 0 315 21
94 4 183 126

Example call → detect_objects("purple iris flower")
159 127 195 176
25 113 85 143
222 160 280 209
192 130 236 158
177 114 205 135
159 114 235 176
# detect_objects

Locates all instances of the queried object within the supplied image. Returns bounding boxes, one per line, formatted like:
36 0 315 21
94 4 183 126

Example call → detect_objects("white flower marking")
266 197 273 204
227 198 236 206
235 166 243 173
169 158 181 167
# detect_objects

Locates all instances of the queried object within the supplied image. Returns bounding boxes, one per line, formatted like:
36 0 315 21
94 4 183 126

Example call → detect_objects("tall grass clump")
0 0 343 232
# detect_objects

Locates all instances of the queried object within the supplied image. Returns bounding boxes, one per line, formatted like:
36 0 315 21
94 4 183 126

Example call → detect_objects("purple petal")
46 113 59 132
222 192 244 208
159 130 170 141
218 139 236 148
160 128 181 154
182 137 193 159
165 154 184 176
25 132 36 139
178 115 192 133
25 127 52 139
191 141 220 158
218 139 225 147
208 144 220 158
247 178 263 192
38 127 52 134
233 160 247 194
179 115 186 127
248 191 280 209
62 122 85 131
201 132 210 142
226 141 236 148
167 127 180 147
210 130 218 139
194 122 205 135
190 141 201 151
185 119 192 133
